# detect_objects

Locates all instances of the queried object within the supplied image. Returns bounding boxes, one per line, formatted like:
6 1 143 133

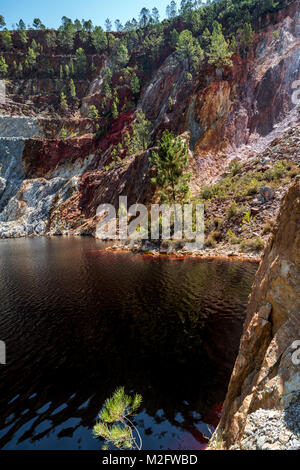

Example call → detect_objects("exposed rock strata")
0 3 299 241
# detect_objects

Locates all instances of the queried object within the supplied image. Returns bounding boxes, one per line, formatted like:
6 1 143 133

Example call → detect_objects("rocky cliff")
209 175 300 450
0 1 299 254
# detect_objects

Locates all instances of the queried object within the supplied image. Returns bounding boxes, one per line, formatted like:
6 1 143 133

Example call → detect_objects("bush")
225 229 241 244
226 201 246 219
240 237 265 253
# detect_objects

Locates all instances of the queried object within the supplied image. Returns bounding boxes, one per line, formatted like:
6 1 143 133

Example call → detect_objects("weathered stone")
260 186 275 201
209 176 300 450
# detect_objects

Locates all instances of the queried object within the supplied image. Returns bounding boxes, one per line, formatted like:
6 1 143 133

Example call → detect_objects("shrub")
225 229 241 244
240 237 264 252
242 210 254 226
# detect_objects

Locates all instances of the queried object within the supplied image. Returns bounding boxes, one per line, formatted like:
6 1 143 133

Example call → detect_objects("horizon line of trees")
0 0 291 34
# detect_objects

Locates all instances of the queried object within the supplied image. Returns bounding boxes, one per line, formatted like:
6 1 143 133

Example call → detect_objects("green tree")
93 387 142 450
69 79 76 98
0 15 6 29
239 22 255 53
65 64 70 78
115 19 123 32
130 72 140 95
139 8 150 29
0 56 8 76
75 47 87 75
74 19 82 32
169 28 179 48
207 22 233 68
88 104 100 131
103 82 112 100
175 30 204 73
58 23 75 50
92 25 107 52
82 19 93 32
19 29 28 47
27 47 38 68
129 110 152 154
88 104 99 120
33 18 43 29
17 62 23 77
1 29 12 50
112 99 119 120
60 92 68 111
46 31 56 49
17 19 26 30
70 58 75 76
116 44 129 67
150 130 191 203
105 18 112 32
152 7 160 24
79 29 89 44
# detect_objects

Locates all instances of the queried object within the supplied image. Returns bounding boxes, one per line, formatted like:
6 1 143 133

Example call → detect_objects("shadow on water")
0 238 257 450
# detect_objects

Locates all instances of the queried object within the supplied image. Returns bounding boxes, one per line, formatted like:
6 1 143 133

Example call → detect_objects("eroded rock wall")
209 176 300 450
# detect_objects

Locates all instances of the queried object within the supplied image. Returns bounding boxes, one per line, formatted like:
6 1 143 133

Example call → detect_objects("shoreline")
0 234 262 263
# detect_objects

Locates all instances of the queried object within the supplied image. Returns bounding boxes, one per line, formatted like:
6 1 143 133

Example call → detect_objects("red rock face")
23 137 98 178
0 2 299 239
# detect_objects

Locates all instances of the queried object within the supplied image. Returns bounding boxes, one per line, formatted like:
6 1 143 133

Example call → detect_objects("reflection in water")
0 238 257 450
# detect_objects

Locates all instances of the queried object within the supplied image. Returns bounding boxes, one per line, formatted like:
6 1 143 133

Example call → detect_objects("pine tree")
239 23 255 53
88 104 99 121
19 30 28 47
60 92 68 111
152 7 160 24
112 99 119 120
88 105 100 131
116 44 129 67
92 26 107 52
139 8 150 29
27 48 38 68
129 111 152 154
75 48 87 75
0 56 8 77
207 22 233 68
65 64 70 78
17 19 26 30
130 72 140 95
93 387 143 450
170 1 177 19
58 23 75 51
103 82 112 100
150 130 191 203
17 62 23 77
1 29 12 50
69 79 76 98
105 18 112 32
0 15 6 30
46 31 56 49
33 18 43 29
170 28 179 48
175 30 204 73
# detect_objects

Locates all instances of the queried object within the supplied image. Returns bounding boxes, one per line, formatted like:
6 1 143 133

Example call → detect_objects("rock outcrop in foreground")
209 176 300 450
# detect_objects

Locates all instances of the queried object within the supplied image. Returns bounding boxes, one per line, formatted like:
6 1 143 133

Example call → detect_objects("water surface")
0 238 257 450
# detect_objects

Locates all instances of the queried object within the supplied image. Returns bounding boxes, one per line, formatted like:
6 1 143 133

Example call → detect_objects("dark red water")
0 238 257 450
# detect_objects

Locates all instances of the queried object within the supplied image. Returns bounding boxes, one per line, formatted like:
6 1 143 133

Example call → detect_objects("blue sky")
0 0 172 30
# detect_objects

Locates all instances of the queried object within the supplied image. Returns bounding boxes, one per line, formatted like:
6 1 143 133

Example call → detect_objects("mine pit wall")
138 1 300 191
0 2 299 238
0 116 90 238
0 115 153 239
209 176 300 450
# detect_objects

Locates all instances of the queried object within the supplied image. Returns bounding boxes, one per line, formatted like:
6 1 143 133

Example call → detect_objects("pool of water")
0 238 257 450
